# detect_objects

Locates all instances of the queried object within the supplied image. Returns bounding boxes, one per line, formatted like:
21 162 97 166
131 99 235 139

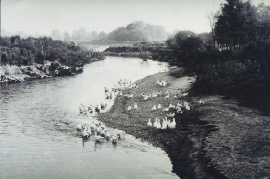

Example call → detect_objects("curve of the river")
0 57 179 179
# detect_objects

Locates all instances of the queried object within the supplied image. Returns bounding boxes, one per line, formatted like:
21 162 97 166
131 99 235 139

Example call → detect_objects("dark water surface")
0 57 179 179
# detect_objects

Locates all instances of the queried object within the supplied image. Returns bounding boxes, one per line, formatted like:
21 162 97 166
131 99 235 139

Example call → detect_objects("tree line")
164 0 270 113
0 36 105 67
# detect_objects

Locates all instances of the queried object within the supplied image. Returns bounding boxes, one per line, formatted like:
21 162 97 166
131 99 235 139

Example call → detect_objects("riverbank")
0 58 104 84
103 41 177 62
0 36 105 84
97 68 270 178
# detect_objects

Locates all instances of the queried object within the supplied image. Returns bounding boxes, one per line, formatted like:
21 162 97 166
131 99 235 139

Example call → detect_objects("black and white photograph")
1 0 270 178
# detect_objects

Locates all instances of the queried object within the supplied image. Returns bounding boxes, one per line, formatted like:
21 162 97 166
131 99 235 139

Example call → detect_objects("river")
0 56 179 179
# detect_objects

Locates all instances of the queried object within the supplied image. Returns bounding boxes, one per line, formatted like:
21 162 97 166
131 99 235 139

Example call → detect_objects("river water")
0 56 178 179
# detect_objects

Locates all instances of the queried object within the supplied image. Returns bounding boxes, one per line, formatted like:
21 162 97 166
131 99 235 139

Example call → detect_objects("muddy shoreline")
96 68 222 178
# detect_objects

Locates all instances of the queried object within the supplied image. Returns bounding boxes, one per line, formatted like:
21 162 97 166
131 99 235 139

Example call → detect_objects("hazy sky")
2 0 270 36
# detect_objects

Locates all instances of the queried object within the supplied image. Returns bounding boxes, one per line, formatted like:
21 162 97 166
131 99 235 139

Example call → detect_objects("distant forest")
64 21 167 42
1 21 168 42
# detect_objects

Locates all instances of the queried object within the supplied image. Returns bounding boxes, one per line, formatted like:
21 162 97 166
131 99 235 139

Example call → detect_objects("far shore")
97 67 270 179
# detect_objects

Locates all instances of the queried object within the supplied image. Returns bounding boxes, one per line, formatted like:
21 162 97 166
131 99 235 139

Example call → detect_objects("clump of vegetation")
163 0 270 114
0 36 105 69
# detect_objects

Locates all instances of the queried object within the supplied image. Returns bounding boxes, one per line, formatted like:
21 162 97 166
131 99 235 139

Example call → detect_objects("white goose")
82 128 90 138
127 106 132 111
156 119 161 129
168 104 175 109
184 101 190 110
162 81 167 87
153 118 158 128
161 119 167 129
168 118 176 129
152 92 158 98
163 107 169 112
77 124 83 131
111 135 117 144
105 130 111 140
90 122 96 131
157 104 161 109
128 94 134 98
152 105 157 111
100 129 106 137
157 90 161 96
177 106 182 113
199 99 205 105
182 92 189 96
96 125 102 134
134 103 138 109
167 113 175 117
87 126 92 136
177 102 182 108
171 118 176 126
147 118 152 127
174 94 179 98
94 132 104 142
141 92 146 99
117 131 126 139
165 117 169 127
143 94 150 101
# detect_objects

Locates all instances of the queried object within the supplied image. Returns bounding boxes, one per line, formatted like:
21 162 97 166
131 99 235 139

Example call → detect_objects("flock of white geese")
77 79 136 143
76 77 200 143
77 120 126 144
124 79 192 130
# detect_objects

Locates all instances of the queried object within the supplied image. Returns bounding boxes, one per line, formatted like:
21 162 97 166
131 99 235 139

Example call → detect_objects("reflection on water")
0 57 179 179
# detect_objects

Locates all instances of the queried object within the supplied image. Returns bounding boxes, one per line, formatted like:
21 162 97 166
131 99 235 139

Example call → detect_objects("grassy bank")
97 68 270 179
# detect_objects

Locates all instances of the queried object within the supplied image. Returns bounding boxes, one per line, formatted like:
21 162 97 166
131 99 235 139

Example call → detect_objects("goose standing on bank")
157 104 161 109
153 118 158 128
143 94 149 101
184 101 190 110
134 103 138 109
147 118 152 127
161 119 167 129
168 103 175 109
152 105 157 111
168 118 176 129
182 92 189 96
167 113 175 117
127 106 132 111
156 119 161 129
163 107 169 112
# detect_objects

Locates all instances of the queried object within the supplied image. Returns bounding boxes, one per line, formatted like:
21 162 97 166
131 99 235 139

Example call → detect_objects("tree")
90 31 98 40
51 29 62 40
256 3 270 41
98 31 107 40
214 0 257 50
63 31 71 41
